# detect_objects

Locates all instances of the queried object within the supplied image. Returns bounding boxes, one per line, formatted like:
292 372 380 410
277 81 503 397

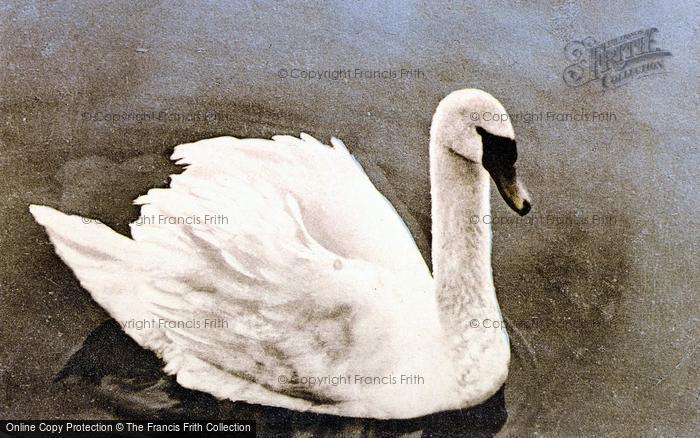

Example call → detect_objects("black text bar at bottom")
0 420 256 436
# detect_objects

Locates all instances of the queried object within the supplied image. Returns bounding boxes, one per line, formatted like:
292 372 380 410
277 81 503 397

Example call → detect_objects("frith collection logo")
563 28 672 90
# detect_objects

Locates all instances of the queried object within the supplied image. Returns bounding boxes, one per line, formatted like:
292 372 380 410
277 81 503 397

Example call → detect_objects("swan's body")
31 89 531 419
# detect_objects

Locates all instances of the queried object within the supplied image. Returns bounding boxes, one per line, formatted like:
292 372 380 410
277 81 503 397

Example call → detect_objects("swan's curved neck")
430 142 498 324
429 133 508 383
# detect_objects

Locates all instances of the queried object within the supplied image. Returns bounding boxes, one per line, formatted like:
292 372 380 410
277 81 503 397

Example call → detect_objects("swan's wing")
128 135 433 401
152 135 430 274
31 134 434 408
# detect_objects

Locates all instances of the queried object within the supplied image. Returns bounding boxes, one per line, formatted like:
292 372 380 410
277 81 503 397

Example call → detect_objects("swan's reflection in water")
55 319 508 437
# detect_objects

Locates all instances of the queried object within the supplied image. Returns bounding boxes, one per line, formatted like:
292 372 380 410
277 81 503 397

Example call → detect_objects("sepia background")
1 1 698 436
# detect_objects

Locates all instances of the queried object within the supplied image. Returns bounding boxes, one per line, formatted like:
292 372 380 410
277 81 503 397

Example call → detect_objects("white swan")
30 89 531 419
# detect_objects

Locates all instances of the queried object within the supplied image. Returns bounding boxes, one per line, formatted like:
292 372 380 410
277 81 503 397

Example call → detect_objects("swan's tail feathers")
29 205 148 327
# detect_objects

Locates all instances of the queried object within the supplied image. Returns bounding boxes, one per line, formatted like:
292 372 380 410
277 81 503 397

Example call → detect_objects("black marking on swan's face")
475 126 531 216
476 126 517 171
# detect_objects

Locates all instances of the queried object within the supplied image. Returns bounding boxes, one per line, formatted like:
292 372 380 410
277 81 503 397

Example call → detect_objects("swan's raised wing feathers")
31 134 431 408
158 135 428 272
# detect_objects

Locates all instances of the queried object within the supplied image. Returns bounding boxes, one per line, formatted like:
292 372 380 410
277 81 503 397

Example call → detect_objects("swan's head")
432 89 532 216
